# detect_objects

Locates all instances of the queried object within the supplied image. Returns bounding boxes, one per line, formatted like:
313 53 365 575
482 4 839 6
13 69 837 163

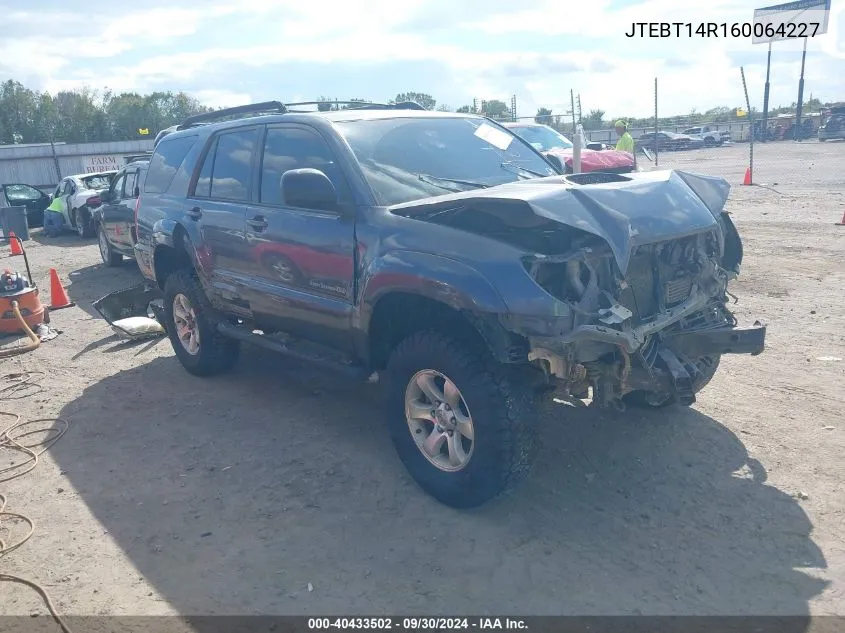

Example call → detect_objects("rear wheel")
98 224 123 266
163 269 239 376
75 207 95 238
384 331 538 508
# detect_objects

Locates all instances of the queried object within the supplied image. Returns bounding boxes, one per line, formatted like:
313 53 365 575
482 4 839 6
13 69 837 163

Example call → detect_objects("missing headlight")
523 257 593 302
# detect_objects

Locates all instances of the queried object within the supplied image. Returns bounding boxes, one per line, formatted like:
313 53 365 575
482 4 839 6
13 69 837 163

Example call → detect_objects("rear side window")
210 129 257 201
144 136 197 194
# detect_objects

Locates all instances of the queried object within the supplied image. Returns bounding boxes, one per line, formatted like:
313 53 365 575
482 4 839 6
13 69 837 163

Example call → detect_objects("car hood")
389 169 731 275
545 147 634 171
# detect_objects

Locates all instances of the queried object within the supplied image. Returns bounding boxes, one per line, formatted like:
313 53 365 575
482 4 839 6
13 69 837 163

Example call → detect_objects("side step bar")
216 321 372 381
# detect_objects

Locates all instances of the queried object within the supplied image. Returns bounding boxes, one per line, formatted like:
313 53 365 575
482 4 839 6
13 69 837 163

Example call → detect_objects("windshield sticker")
474 123 514 151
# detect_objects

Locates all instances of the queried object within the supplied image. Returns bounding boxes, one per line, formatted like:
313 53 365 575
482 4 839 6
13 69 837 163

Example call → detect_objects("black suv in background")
134 101 765 508
93 159 148 266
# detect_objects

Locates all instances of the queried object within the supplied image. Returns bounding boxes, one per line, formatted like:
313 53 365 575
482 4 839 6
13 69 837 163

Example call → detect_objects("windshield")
508 125 573 151
82 174 114 190
335 117 557 206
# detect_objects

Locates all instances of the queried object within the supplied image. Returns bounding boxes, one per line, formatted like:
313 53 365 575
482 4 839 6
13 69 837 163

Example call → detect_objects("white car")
51 172 117 237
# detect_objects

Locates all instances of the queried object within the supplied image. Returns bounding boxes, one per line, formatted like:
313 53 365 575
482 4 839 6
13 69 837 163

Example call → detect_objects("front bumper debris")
663 321 766 358
92 283 166 336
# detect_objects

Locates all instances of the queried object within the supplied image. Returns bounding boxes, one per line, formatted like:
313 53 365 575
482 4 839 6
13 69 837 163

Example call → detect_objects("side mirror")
281 168 338 211
543 153 565 174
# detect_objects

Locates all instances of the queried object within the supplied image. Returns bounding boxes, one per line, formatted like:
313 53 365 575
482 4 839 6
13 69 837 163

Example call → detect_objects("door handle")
187 206 202 220
247 215 268 231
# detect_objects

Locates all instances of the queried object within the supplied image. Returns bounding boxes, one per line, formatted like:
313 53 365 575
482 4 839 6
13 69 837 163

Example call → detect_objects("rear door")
99 171 127 247
114 168 140 251
187 126 260 312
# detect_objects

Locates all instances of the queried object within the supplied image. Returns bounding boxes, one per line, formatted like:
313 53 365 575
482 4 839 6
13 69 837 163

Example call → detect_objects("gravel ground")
1 143 844 621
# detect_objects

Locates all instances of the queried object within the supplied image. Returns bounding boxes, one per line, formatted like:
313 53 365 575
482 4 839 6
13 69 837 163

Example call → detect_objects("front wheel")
384 331 538 508
163 269 239 377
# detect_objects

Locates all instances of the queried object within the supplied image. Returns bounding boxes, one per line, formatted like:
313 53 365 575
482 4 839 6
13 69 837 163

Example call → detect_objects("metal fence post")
741 66 754 184
654 77 659 167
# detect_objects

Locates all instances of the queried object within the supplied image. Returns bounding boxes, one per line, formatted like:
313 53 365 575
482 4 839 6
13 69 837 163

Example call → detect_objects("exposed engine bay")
520 229 762 410
390 169 766 410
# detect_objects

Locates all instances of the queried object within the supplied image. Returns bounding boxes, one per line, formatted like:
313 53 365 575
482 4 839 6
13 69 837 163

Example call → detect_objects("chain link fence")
572 75 844 192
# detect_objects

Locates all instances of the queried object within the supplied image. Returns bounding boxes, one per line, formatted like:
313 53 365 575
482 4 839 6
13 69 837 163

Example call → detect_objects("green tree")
582 109 605 130
483 99 509 119
394 92 436 110
456 105 473 113
0 80 38 144
436 104 452 112
535 108 553 125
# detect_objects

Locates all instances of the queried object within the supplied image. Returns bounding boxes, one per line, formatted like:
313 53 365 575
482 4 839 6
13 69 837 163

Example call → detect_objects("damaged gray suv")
131 100 766 508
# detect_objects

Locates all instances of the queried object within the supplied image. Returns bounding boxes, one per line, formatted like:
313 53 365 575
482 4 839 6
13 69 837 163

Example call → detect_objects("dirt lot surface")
1 141 844 621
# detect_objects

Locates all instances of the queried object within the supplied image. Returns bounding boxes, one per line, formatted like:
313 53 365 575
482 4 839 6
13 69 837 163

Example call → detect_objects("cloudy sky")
1 0 842 119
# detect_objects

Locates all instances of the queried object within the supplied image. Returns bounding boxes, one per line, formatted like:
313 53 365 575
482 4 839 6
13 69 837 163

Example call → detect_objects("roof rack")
176 99 428 130
179 101 287 129
123 152 153 164
282 100 426 112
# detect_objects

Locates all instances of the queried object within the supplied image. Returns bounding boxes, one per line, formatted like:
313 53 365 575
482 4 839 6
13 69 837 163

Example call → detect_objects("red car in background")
503 122 635 174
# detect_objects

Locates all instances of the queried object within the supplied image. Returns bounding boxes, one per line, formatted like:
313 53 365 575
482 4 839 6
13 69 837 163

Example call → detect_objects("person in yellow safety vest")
614 120 634 153
43 196 66 237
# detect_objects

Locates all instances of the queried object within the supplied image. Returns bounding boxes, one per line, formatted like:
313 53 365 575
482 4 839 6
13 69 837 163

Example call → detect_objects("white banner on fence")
753 0 831 44
82 155 123 174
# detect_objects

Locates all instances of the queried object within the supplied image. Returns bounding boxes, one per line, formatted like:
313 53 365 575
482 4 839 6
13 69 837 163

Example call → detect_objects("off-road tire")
74 207 96 238
163 269 239 377
624 354 721 408
384 330 538 508
98 223 123 266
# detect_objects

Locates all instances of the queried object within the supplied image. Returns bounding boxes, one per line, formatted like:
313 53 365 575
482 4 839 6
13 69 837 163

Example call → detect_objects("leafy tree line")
0 79 213 145
8 77 827 145
0 81 521 144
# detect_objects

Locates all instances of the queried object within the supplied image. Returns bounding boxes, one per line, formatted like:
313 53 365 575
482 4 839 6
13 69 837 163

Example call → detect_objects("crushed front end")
492 170 766 410
513 227 765 409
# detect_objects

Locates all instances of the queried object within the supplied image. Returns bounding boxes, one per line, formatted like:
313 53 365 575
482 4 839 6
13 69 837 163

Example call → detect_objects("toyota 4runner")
132 100 766 508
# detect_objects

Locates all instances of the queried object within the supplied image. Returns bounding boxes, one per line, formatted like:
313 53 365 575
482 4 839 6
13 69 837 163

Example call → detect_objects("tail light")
86 195 102 207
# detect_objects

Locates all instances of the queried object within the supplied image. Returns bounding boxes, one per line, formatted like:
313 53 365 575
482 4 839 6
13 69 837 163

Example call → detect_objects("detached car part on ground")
123 103 765 509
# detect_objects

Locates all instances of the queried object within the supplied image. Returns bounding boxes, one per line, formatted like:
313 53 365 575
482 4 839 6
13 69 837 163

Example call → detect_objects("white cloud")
1 0 842 120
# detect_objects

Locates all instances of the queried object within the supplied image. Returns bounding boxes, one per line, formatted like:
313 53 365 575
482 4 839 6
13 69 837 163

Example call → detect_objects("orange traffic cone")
48 268 75 310
9 232 23 256
742 168 752 186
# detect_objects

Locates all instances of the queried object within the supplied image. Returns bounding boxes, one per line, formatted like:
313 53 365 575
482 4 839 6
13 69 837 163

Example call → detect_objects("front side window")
335 117 557 206
111 174 126 199
4 184 42 202
123 171 138 198
259 126 348 205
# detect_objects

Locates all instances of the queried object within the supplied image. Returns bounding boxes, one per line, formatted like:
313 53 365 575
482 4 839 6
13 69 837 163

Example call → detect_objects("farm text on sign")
83 155 123 174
